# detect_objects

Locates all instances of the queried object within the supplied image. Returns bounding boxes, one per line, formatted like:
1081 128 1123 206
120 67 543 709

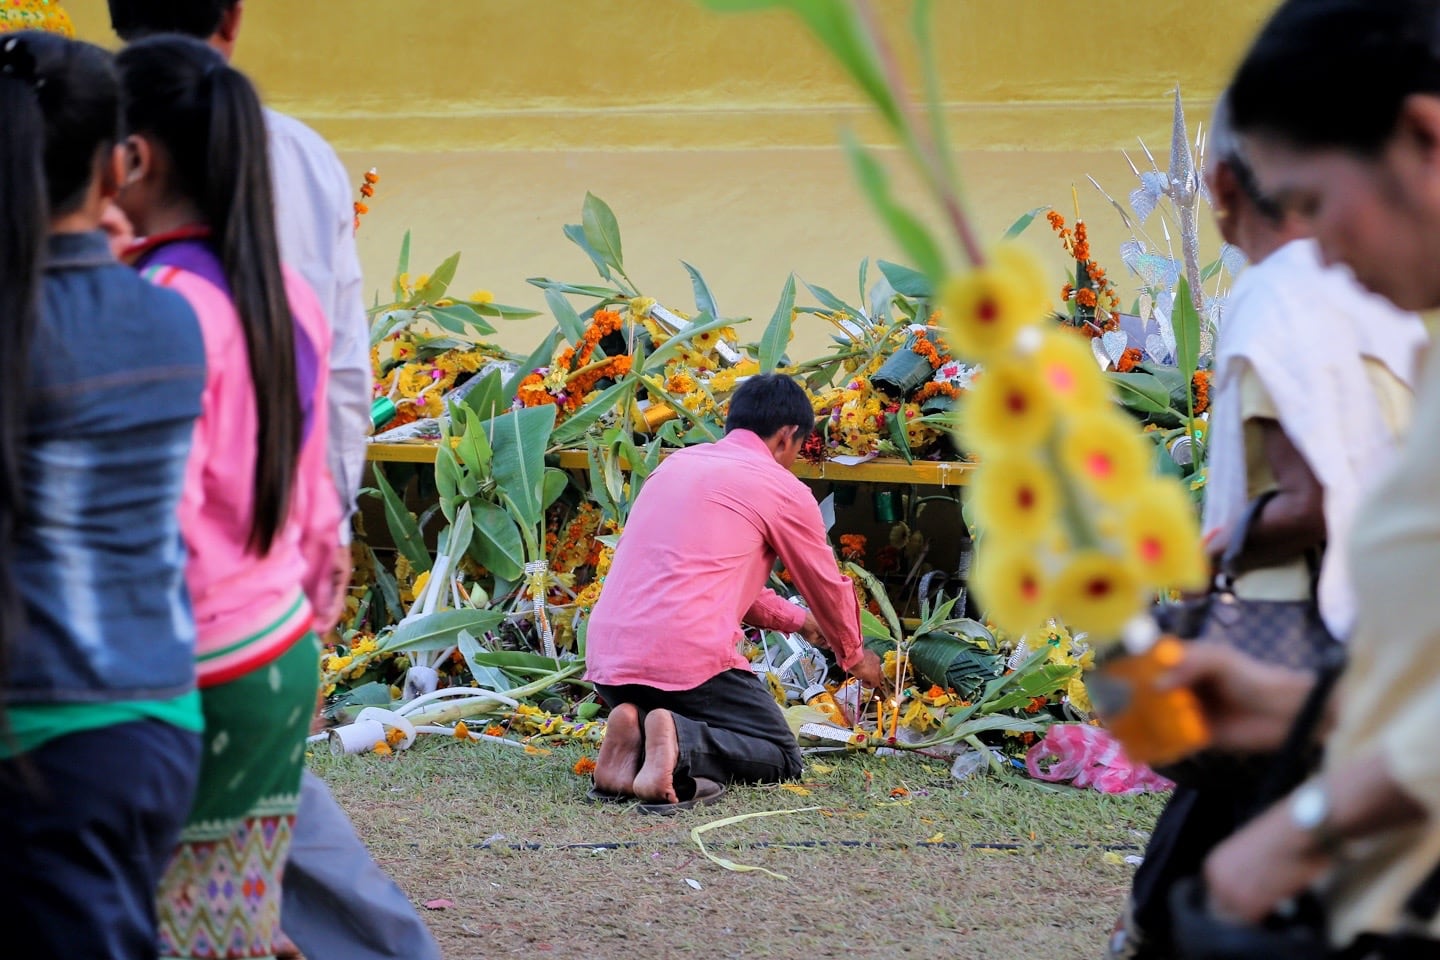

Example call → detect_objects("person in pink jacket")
114 35 343 959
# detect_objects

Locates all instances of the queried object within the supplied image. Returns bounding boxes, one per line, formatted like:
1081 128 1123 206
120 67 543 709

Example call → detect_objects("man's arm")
744 588 807 634
766 488 865 671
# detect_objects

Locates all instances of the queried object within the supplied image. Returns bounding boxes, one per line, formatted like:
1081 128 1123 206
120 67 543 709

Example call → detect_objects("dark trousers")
0 720 201 960
596 668 803 798
280 771 442 960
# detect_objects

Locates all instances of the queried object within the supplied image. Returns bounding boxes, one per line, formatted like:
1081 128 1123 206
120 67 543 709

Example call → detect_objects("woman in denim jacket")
0 32 207 959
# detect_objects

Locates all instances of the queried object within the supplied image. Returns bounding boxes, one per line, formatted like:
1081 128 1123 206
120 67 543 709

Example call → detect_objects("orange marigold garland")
354 168 379 232
517 310 630 419
1048 210 1122 334
1192 370 1212 415
1116 347 1143 374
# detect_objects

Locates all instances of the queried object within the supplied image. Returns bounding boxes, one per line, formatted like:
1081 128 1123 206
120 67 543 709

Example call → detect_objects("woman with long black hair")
113 35 344 958
1158 0 1440 951
0 30 208 959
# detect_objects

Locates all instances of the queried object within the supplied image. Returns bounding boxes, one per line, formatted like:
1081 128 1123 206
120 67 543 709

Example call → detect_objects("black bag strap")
1217 491 1280 590
1253 646 1348 811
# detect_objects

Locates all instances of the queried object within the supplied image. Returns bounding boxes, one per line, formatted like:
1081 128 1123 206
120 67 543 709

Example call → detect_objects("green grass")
314 738 1160 958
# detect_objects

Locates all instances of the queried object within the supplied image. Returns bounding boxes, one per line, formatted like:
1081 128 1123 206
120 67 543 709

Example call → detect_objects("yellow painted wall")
63 0 1279 355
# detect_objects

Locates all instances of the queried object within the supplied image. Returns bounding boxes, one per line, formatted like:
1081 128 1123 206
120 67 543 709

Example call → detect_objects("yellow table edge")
367 442 975 486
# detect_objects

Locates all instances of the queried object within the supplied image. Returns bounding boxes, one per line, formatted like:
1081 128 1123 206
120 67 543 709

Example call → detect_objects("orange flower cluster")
1117 347 1143 373
518 310 630 416
914 381 961 405
572 756 598 776
354 168 379 232
910 329 951 370
1048 211 1122 332
838 533 868 562
1192 370 1211 415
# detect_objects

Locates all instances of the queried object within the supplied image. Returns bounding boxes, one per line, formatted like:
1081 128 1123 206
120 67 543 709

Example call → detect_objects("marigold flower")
572 756 598 776
1121 480 1207 590
1192 370 1212 415
1075 288 1098 309
372 741 393 756
971 543 1052 635
1052 551 1144 638
969 453 1060 543
1058 410 1151 502
483 725 505 738
838 533 868 561
958 360 1056 457
453 721 471 740
1117 347 1143 374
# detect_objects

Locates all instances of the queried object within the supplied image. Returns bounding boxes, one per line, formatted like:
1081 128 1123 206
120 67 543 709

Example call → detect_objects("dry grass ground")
313 738 1162 960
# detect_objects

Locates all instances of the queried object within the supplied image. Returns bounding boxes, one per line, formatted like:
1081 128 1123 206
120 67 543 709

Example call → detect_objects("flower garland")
909 328 950 369
517 310 632 417
354 168 379 232
1048 211 1122 333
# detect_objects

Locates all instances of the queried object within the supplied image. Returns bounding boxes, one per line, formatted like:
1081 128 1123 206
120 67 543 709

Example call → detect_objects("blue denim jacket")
5 231 206 704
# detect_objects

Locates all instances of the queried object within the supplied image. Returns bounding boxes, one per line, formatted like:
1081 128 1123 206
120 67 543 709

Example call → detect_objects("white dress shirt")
265 107 369 543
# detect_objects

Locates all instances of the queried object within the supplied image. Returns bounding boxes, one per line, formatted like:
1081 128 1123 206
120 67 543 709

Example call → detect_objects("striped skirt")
158 604 320 960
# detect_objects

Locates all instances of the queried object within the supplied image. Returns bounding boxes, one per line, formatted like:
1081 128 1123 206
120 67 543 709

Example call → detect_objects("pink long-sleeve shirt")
585 429 863 691
141 246 340 687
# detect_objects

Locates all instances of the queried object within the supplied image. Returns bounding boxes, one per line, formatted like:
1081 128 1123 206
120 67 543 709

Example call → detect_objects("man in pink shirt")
587 375 886 807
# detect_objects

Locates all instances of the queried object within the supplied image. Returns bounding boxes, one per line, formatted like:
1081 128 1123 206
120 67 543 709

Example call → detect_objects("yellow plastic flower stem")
1046 441 1101 551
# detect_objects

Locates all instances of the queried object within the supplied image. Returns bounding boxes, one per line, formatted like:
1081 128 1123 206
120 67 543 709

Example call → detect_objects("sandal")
636 777 727 816
585 784 633 804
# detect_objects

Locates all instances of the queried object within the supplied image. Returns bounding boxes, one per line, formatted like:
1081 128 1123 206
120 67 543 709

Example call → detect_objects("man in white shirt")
107 4 438 959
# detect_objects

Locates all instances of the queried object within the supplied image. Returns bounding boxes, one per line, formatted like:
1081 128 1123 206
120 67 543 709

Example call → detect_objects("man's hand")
797 612 830 650
1159 642 1319 754
1204 796 1333 924
848 648 887 693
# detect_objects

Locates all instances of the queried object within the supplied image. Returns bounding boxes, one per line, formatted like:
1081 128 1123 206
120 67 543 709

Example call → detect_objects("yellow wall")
64 0 1279 355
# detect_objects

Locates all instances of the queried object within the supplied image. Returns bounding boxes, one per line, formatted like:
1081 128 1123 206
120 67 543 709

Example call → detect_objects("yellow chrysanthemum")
958 360 1056 456
940 243 1049 360
1035 329 1110 411
1058 410 1151 502
1051 551 1144 638
470 290 495 304
1121 480 1207 590
971 543 1052 635
969 453 1060 542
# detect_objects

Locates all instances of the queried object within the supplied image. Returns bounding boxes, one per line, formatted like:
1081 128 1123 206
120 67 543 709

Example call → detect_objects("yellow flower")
351 636 379 656
470 289 495 304
410 570 431 603
940 244 1048 360
1052 551 1143 638
386 727 406 746
372 741 393 756
1066 675 1094 714
971 543 1052 635
1035 329 1109 411
454 721 471 740
1121 480 1207 590
991 243 1052 318
1058 410 1151 503
969 453 1060 542
959 360 1056 456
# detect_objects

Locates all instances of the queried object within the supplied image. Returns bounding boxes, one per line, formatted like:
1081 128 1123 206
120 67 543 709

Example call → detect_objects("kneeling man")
586 374 885 806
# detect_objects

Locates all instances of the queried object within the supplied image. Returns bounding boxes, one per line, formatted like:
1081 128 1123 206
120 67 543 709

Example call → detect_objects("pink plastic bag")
1025 723 1174 795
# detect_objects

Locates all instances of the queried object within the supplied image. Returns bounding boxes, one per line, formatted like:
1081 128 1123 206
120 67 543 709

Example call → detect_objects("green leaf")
445 501 475 567
562 224 614 282
369 308 417 348
491 405 557 530
642 312 727 372
1172 277 1202 381
468 301 541 321
911 0 957 198
759 274 797 373
802 279 861 318
1108 372 1175 416
886 411 915 465
369 544 404 623
434 447 461 523
463 649 566 677
860 607 893 642
586 440 617 520
877 260 933 300
469 500 525 582
1003 206 1050 241
844 134 946 283
393 231 412 301
457 631 513 691
378 609 507 655
416 252 461 303
460 368 507 425
681 261 721 318
581 192 625 275
504 330 560 402
542 468 570 511
429 303 497 338
545 288 587 345
371 465 430 573
526 277 622 300
551 378 635 447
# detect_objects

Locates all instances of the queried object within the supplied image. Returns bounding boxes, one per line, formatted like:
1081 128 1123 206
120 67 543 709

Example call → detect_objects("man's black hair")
108 0 237 42
724 373 815 440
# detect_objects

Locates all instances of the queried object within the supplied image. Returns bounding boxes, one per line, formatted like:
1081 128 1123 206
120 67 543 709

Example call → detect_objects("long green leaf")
417 252 461 303
642 312 727 372
545 288 587 345
429 303 497 338
1003 206 1050 241
844 134 946 282
434 447 461 523
562 224 614 282
370 309 417 347
1108 372 1174 416
759 274 797 373
802 278 861 318
457 631 514 691
460 369 507 426
372 465 430 573
542 468 570 511
550 378 635 447
491 406 557 530
681 261 721 318
393 231 412 301
877 260 932 299
582 192 625 274
1172 277 1202 381
526 277 622 300
469 301 541 321
469 500 525 581
886 410 914 465
379 609 506 655
504 330 560 402
860 607 893 642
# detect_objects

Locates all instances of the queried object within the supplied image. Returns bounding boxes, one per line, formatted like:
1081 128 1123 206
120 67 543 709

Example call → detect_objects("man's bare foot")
633 709 681 804
593 703 644 795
